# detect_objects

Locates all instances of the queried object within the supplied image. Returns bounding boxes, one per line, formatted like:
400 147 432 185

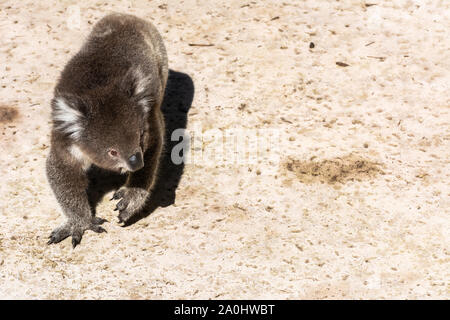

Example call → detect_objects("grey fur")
46 13 168 247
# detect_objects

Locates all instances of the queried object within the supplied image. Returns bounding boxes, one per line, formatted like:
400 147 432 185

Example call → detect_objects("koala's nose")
128 152 144 172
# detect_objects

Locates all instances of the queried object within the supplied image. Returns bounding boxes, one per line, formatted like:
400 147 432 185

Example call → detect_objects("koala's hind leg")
46 148 106 247
113 111 165 224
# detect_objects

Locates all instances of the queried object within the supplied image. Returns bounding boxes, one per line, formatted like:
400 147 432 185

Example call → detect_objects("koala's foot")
112 187 149 224
47 217 107 248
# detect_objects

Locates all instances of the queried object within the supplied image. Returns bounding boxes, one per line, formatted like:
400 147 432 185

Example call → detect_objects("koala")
46 13 168 247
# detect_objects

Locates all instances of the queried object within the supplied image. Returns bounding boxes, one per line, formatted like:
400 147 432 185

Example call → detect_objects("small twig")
188 43 215 47
365 41 375 46
280 117 293 124
367 55 386 61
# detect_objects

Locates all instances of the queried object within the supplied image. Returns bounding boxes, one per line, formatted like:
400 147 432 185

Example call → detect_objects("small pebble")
309 42 315 49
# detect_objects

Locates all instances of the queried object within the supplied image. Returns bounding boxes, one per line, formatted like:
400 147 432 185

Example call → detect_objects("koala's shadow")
87 70 194 225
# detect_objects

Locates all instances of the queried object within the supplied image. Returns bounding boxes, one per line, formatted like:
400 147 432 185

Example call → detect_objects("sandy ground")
0 0 449 299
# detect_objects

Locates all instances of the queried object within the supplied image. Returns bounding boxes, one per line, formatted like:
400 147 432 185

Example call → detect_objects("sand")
0 0 449 299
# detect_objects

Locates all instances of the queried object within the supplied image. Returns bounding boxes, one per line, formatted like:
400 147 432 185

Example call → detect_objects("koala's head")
52 67 156 173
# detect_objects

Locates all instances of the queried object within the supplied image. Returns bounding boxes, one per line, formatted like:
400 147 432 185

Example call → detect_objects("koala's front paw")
47 217 107 248
112 187 149 224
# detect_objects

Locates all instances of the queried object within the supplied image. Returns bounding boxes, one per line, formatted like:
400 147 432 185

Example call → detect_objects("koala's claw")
112 188 126 200
47 218 107 248
71 229 83 248
115 198 129 212
112 187 149 224
90 225 107 234
48 223 72 245
92 216 108 225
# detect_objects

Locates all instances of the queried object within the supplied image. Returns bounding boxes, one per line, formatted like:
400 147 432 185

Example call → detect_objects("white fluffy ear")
123 67 155 114
52 96 84 140
132 67 152 96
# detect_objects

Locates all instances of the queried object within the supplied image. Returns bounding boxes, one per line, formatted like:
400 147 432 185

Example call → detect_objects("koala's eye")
108 149 119 158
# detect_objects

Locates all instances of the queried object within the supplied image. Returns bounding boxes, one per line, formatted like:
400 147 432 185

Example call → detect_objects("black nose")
128 152 144 171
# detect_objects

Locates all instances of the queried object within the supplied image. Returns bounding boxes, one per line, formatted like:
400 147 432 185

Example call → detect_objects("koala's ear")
51 94 86 140
121 67 154 113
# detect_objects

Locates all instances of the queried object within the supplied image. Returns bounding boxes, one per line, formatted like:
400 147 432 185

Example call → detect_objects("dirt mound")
0 106 18 124
284 154 383 184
